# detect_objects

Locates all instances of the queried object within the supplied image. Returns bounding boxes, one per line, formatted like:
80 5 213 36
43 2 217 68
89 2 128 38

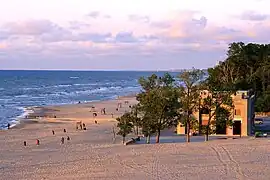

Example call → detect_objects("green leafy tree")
141 113 156 144
116 112 134 144
177 68 205 142
207 42 270 113
215 106 233 134
255 91 270 112
179 114 199 135
137 73 181 143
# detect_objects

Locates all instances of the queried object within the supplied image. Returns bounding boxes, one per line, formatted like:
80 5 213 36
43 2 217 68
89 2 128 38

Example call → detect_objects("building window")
235 109 241 116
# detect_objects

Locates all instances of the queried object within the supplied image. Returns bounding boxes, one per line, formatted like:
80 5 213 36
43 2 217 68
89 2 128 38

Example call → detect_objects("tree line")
117 42 269 143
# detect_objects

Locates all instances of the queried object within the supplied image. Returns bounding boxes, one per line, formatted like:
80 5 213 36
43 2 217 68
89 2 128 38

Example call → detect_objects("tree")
255 91 270 112
141 113 156 144
177 68 205 142
200 89 233 141
137 73 181 143
130 104 142 137
179 114 199 135
116 112 134 144
215 106 233 134
207 42 270 113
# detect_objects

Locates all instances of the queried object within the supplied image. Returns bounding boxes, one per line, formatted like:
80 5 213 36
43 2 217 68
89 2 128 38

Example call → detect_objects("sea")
0 70 177 129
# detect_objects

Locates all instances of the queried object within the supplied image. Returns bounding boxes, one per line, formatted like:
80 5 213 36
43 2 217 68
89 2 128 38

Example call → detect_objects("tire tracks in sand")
221 146 248 180
211 145 248 180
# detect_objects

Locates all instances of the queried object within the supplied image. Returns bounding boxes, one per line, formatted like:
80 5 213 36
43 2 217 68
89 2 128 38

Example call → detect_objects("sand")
0 96 270 180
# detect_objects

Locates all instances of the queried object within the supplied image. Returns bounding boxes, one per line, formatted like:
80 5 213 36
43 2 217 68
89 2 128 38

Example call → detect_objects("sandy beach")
0 96 270 180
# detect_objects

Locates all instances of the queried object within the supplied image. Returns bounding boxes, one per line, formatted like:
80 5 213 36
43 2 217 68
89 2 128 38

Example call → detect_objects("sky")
0 0 269 70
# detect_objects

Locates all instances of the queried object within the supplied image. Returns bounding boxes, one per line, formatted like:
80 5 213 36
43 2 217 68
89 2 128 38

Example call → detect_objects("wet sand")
0 96 270 180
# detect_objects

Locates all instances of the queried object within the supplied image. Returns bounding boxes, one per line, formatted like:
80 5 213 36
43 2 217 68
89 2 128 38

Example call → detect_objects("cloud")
240 11 270 21
128 14 150 23
114 32 138 43
0 19 74 43
76 33 112 42
1 8 270 70
2 19 61 35
88 11 100 18
69 21 91 30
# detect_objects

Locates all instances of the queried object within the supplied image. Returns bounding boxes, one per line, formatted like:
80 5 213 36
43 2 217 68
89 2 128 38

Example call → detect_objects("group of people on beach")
76 121 87 130
22 128 71 147
6 99 131 147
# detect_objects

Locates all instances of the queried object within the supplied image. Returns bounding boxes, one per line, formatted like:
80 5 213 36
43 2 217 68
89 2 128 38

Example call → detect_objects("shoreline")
5 93 138 131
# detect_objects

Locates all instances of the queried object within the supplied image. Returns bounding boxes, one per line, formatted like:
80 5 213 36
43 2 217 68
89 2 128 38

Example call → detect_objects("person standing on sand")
82 123 86 130
7 123 10 129
61 137 64 144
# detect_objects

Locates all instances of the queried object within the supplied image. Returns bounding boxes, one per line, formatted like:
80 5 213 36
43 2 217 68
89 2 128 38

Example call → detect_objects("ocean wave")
5 107 35 129
21 84 72 90
14 95 30 98
39 86 138 98
70 76 79 79
22 87 42 90
53 84 72 88
73 83 98 86
16 107 34 119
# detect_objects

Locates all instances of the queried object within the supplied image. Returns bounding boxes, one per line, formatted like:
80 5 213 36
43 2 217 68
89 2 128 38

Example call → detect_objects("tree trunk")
156 129 160 143
205 126 209 141
136 126 139 136
186 122 191 142
146 135 150 144
133 127 136 135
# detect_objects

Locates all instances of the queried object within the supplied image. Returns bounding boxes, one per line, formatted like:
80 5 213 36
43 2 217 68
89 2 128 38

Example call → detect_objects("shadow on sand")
134 129 243 144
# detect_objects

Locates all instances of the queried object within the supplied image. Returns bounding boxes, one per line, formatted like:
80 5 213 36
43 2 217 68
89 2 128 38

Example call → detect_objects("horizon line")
0 69 207 72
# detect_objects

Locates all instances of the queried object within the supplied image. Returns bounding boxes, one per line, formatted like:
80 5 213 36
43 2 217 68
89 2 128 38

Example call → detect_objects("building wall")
177 90 255 136
227 93 248 136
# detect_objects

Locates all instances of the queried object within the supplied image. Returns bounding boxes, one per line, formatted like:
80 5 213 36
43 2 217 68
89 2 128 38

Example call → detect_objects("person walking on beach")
101 108 106 115
82 123 86 130
7 123 10 129
61 137 64 144
36 139 40 145
52 130 55 135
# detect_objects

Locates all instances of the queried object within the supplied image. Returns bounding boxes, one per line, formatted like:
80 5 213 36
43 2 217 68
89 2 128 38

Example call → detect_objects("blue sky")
0 0 269 70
